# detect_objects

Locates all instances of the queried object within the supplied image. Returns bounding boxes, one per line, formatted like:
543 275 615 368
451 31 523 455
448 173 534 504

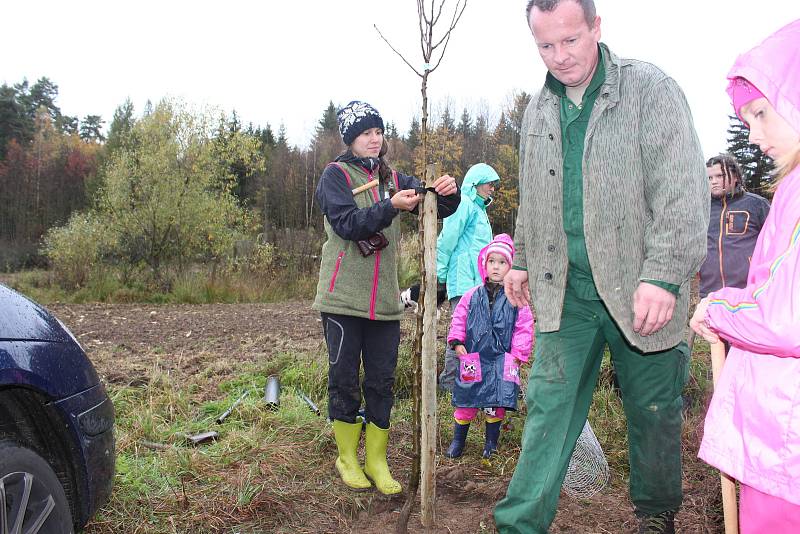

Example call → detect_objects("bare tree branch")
374 24 424 78
428 31 452 73
419 2 427 58
432 0 467 50
432 0 446 26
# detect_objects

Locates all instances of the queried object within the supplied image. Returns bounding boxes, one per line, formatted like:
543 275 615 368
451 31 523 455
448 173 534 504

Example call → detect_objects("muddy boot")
482 420 501 459
636 510 675 534
332 420 371 491
444 421 470 458
363 422 402 495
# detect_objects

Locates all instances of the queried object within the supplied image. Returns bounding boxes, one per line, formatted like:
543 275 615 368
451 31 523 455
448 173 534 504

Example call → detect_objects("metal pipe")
216 389 250 424
264 375 281 409
298 391 320 415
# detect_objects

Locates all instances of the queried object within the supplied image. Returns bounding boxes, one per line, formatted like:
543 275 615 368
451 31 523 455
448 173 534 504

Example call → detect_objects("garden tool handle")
710 341 739 534
351 179 380 196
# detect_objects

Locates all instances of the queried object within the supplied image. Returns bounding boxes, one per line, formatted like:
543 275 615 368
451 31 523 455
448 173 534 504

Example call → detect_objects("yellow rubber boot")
332 420 371 490
363 422 402 495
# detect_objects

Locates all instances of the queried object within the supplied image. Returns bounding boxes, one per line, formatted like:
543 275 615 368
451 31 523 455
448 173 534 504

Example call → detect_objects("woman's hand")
431 174 458 196
390 189 422 211
690 297 721 344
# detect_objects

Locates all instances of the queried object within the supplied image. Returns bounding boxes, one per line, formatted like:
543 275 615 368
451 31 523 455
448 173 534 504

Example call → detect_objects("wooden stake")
420 163 439 527
710 341 739 534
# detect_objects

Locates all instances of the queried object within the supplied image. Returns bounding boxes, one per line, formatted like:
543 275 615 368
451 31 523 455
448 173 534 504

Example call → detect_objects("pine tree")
439 105 456 132
79 115 105 142
259 124 276 150
56 115 79 135
457 108 473 176
385 121 399 140
725 115 774 195
0 84 28 158
316 101 339 137
406 118 421 152
24 77 62 124
106 99 136 155
472 113 492 161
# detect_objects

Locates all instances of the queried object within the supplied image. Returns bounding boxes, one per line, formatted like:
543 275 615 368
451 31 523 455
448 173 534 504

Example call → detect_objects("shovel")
710 341 739 534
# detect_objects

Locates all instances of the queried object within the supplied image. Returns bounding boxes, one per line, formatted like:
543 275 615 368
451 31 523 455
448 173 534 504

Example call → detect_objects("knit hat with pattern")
337 100 385 146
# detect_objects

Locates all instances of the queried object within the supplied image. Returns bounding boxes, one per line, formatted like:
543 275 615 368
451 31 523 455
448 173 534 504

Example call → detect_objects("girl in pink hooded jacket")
443 234 534 460
690 19 800 532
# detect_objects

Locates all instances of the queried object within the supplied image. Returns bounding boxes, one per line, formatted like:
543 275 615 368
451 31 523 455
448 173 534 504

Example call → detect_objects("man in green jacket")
494 1 708 533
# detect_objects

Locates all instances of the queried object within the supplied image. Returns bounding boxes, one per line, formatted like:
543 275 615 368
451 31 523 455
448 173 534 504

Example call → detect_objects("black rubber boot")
482 420 501 458
636 510 675 534
444 422 470 458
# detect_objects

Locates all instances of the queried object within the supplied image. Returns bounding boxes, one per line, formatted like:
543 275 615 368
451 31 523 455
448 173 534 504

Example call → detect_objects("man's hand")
390 189 422 211
632 282 676 336
431 174 458 196
689 297 720 344
504 269 530 308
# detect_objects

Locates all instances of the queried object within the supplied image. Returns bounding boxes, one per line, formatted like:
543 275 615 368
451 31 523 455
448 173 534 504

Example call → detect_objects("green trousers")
494 289 689 533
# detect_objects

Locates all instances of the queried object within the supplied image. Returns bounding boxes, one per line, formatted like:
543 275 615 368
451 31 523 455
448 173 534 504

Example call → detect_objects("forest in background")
0 76 774 296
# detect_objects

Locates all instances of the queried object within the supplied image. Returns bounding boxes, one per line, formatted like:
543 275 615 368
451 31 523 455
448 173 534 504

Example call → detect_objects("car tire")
0 440 74 534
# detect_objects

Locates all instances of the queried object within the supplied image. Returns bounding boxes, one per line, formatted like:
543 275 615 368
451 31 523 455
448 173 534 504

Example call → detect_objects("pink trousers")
739 483 800 533
453 407 505 422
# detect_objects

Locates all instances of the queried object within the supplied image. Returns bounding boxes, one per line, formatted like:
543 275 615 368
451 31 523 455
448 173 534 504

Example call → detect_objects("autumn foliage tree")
44 99 264 289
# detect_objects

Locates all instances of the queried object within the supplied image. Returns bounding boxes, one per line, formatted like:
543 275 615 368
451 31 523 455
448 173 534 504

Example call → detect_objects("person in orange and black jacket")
698 153 771 298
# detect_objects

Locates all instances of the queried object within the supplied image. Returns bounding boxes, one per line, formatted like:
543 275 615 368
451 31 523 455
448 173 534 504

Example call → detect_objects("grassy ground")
1 268 318 305
4 265 720 532
84 333 717 533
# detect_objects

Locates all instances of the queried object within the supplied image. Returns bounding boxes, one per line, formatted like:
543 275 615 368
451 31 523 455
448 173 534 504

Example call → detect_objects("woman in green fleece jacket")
313 100 460 494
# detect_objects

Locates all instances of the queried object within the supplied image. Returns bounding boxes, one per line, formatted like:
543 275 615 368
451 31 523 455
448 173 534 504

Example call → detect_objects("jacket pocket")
725 210 751 236
328 251 345 292
503 353 521 385
458 352 482 383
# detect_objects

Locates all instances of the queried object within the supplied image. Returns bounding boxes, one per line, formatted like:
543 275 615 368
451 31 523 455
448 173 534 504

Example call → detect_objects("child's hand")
455 344 467 356
690 297 720 343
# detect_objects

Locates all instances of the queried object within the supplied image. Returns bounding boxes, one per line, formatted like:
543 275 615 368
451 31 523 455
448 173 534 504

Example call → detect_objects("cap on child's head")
477 234 515 281
727 77 765 123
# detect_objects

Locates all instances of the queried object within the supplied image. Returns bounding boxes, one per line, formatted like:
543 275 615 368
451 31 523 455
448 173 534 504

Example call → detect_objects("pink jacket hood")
727 19 800 130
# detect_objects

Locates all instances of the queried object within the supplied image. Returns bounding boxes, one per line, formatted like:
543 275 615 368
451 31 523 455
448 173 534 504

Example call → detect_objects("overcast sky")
3 1 799 156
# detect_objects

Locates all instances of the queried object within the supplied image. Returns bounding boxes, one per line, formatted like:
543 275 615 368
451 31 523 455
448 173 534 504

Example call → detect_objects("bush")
42 213 113 289
42 99 265 292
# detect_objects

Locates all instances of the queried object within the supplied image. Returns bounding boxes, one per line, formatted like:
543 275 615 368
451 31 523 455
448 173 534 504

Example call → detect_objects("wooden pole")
420 163 439 527
710 341 739 534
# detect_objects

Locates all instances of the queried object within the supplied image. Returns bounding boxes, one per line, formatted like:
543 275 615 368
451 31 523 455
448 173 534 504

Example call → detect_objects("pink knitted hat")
727 77 766 123
477 233 515 281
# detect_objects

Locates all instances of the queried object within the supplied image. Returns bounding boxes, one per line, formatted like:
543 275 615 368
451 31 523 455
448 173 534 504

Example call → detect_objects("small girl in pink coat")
690 19 800 532
443 234 534 459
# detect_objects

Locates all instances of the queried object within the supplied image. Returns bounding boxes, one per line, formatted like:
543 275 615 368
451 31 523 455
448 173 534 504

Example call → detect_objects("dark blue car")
0 283 115 533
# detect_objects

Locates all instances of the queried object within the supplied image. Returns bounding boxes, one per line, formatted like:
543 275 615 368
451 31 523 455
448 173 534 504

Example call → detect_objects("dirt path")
51 301 724 533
